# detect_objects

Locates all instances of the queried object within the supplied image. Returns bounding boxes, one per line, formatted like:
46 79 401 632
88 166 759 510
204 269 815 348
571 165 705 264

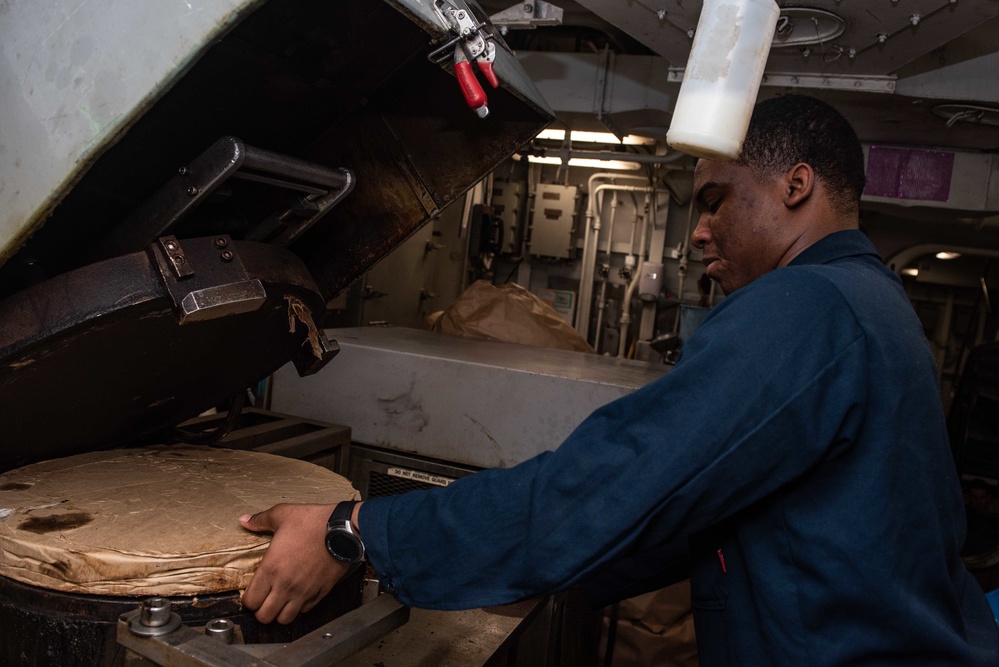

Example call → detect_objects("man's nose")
691 216 710 249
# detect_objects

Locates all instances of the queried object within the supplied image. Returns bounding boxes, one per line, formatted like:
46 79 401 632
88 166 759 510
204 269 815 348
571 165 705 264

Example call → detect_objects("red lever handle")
455 60 487 110
477 61 499 89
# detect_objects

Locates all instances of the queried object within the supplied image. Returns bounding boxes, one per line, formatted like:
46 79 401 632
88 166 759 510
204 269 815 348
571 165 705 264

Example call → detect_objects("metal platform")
270 326 670 469
179 406 352 475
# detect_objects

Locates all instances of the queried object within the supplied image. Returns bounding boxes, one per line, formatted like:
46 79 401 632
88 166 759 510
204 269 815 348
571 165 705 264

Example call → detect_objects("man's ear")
783 163 814 209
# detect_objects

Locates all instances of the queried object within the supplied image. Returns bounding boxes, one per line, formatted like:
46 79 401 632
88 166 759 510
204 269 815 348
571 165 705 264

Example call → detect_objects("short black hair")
737 95 866 214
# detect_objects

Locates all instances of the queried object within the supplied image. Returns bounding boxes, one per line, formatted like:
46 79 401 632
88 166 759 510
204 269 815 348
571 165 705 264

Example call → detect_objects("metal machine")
0 0 552 664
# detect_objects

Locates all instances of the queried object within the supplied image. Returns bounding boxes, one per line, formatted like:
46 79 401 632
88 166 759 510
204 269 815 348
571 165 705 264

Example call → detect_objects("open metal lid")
0 238 337 472
0 237 337 472
0 0 552 465
0 0 552 301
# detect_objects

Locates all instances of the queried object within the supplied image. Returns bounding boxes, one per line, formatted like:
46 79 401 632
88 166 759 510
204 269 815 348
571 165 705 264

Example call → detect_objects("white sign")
387 467 455 488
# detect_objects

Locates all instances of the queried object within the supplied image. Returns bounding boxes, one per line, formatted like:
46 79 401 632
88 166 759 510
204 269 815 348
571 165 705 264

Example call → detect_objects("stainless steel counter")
270 326 669 469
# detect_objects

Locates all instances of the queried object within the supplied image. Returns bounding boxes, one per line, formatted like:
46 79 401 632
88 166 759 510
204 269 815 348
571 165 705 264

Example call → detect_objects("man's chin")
706 272 730 296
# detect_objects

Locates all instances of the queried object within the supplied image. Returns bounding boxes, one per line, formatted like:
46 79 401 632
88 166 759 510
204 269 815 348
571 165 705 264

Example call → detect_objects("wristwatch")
325 500 365 563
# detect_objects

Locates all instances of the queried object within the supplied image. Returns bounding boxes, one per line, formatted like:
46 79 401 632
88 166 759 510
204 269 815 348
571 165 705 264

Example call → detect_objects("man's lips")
703 256 719 269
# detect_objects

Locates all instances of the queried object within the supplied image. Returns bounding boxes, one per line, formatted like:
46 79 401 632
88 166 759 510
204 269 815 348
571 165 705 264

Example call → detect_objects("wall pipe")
593 194 620 351
576 173 649 340
604 193 620 258
673 198 697 333
579 183 672 345
619 262 643 358
619 194 653 358
628 192 641 259
637 194 652 273
639 190 668 342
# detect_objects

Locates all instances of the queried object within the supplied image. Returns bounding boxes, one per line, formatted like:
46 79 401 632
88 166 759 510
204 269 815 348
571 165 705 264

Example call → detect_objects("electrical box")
530 184 578 259
537 287 577 324
491 181 525 255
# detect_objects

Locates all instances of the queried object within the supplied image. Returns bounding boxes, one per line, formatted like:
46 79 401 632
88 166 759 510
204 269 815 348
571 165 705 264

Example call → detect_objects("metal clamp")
428 0 500 118
149 235 267 325
117 593 410 666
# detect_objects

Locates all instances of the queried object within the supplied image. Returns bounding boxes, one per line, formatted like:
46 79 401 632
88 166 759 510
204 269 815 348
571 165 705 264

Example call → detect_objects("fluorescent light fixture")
935 251 961 260
535 129 656 146
901 268 919 277
515 154 642 171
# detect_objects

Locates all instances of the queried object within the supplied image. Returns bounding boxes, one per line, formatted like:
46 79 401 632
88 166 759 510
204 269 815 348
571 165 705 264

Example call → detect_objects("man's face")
691 159 788 294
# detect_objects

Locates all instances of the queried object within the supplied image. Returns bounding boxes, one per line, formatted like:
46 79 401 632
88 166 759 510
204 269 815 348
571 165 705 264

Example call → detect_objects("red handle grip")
478 61 499 89
455 60 487 110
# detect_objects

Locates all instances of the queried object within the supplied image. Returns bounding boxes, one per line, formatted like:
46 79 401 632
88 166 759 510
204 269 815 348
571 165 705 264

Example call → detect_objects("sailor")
240 95 999 665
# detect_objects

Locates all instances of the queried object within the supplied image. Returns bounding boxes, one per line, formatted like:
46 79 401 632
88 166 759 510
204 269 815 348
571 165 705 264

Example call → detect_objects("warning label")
387 467 455 488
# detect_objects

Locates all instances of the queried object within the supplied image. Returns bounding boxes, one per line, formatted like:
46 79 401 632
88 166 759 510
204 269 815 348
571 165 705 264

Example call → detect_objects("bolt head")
214 237 228 249
140 598 172 627
173 255 186 265
186 186 199 196
220 250 234 262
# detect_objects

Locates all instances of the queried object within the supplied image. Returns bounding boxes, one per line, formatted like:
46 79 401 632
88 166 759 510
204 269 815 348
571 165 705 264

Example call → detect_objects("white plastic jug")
667 0 780 160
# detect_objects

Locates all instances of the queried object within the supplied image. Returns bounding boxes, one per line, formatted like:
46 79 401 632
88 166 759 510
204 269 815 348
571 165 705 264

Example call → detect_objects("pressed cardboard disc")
0 445 357 596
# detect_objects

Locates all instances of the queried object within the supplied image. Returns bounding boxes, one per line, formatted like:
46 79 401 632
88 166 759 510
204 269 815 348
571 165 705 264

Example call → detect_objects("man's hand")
239 503 347 624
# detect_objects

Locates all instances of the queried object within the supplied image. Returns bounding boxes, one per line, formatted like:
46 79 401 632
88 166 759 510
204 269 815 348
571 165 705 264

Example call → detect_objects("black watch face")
326 530 363 562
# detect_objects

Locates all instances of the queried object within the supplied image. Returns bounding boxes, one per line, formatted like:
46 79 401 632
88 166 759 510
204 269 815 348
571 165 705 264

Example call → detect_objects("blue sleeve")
358 271 870 610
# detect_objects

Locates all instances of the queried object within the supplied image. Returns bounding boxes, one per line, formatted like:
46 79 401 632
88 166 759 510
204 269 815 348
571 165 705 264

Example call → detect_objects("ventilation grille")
367 471 440 498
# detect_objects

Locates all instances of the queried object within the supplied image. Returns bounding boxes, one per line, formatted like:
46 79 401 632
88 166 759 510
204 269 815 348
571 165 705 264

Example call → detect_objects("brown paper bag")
429 281 594 353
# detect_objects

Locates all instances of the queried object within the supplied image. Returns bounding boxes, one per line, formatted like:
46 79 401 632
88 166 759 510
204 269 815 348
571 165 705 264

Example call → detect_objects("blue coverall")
360 230 999 665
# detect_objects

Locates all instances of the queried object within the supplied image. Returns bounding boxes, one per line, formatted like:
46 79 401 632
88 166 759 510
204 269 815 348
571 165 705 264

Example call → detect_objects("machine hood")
0 0 553 301
0 0 552 468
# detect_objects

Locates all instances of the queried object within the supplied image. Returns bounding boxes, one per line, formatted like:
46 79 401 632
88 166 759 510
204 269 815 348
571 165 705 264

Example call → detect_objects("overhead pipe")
524 147 691 165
